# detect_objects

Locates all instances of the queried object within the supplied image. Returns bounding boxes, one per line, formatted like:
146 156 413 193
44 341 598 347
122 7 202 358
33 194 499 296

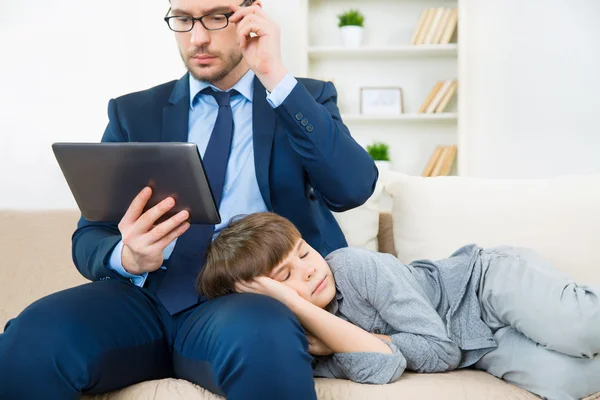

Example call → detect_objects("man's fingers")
249 6 269 20
228 4 263 24
137 196 176 230
236 15 251 47
148 210 190 244
121 187 152 226
236 16 267 47
238 24 266 43
150 220 190 253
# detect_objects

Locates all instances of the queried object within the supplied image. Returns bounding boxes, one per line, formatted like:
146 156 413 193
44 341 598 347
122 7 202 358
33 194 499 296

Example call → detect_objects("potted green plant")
366 142 391 172
337 9 365 48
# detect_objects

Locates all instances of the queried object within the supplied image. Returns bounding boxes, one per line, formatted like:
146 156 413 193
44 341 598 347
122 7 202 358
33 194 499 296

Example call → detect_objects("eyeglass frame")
164 0 255 32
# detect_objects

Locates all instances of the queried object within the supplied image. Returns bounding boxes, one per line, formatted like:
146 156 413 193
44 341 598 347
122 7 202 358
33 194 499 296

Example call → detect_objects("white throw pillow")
385 172 600 284
333 179 384 252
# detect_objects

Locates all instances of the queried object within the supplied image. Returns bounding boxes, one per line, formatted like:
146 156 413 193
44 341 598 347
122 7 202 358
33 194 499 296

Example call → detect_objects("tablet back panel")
52 142 220 225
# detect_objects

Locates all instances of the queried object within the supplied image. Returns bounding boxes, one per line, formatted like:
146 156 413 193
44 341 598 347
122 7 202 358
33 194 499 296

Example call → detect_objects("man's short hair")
198 212 302 298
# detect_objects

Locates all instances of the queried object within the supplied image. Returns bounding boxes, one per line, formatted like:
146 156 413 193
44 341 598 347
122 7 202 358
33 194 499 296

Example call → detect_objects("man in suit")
0 0 377 398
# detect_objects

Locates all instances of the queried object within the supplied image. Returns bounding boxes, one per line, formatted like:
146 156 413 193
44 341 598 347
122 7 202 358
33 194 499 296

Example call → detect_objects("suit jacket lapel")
252 76 276 211
162 73 190 143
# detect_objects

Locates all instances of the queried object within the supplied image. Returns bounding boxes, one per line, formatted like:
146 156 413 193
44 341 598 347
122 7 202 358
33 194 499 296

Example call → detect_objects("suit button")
309 187 316 200
306 125 314 133
295 112 303 121
301 118 309 127
374 328 381 334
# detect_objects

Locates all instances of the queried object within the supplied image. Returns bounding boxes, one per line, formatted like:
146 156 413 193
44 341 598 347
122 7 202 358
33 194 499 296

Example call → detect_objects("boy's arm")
294 299 410 384
238 277 391 354
290 296 392 354
236 278 406 384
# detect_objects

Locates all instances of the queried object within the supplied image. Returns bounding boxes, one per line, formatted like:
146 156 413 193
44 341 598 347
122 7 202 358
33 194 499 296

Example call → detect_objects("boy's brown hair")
197 212 302 299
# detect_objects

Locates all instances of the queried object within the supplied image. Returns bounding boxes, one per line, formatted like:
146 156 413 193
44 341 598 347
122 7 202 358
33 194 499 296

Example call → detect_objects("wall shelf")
308 44 458 61
302 0 460 176
342 113 458 123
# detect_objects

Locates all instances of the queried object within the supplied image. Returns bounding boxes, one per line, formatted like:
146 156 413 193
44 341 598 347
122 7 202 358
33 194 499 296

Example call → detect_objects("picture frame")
360 87 404 115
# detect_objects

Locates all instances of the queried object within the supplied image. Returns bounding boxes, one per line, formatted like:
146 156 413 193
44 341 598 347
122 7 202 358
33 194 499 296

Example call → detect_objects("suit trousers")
0 279 317 400
475 246 600 400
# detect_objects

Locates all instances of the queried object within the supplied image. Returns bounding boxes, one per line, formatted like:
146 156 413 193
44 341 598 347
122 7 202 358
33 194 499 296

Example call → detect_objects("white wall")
2 0 600 210
458 0 600 178
0 0 304 210
0 0 184 209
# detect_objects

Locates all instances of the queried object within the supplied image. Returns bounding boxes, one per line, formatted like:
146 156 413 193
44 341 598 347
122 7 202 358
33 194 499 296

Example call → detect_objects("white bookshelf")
308 44 458 60
298 0 459 176
342 113 458 123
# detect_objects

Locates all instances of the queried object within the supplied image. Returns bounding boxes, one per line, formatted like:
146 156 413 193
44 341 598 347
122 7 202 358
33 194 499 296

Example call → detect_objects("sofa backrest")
0 211 88 329
385 172 600 285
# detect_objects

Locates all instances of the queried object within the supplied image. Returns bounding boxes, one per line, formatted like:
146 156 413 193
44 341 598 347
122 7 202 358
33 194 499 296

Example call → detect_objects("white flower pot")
340 26 364 48
374 160 391 174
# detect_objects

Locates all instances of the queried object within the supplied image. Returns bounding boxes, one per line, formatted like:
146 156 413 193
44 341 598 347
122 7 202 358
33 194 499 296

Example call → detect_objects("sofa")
1 172 599 400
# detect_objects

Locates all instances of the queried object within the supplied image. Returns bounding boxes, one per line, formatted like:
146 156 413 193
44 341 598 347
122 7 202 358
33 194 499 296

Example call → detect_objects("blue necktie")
156 88 237 315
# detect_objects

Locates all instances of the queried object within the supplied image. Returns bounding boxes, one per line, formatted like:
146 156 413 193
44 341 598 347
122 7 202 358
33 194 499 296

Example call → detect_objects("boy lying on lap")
198 212 600 400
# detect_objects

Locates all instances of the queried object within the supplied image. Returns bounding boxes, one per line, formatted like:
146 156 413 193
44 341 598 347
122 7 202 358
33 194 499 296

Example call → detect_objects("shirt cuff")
266 73 298 108
108 240 148 287
332 340 406 384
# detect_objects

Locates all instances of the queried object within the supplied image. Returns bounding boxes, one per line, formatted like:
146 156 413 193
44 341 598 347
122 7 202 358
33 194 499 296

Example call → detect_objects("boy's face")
268 239 336 309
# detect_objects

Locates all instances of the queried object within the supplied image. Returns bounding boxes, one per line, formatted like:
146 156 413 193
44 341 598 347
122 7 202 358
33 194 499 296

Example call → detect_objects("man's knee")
0 281 145 393
1 289 99 364
177 294 312 370
175 294 314 396
0 296 86 397
183 294 308 355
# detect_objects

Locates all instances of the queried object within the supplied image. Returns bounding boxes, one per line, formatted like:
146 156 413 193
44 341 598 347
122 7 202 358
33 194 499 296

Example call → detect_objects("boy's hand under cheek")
236 277 302 308
306 333 333 356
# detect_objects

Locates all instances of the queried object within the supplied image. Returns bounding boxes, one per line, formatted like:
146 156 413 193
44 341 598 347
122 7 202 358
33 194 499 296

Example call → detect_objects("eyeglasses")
164 0 254 32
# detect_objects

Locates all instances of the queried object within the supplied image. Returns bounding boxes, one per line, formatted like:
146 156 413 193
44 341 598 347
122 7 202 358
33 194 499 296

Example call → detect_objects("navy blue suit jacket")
71 74 378 283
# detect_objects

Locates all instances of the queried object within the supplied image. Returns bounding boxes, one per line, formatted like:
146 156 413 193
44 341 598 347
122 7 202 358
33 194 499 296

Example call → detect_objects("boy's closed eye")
274 248 310 282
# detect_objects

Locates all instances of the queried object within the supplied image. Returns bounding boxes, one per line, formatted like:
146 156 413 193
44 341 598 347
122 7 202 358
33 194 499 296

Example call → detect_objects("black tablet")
52 142 220 225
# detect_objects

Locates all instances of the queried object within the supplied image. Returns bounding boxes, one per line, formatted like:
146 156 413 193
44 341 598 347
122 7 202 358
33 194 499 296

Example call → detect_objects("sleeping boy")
197 212 600 400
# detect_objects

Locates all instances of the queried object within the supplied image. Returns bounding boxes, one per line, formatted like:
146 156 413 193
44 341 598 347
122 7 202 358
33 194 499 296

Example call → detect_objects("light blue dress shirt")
108 70 298 286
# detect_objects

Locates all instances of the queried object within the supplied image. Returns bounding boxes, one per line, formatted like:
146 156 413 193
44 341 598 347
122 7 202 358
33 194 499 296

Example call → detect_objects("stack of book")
422 145 457 177
410 8 458 45
418 79 458 113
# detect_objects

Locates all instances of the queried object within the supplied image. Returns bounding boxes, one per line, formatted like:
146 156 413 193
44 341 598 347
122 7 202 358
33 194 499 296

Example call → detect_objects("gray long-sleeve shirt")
313 245 498 384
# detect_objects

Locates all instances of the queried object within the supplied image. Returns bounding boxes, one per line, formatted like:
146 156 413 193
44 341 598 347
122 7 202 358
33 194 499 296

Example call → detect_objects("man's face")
269 239 337 309
169 0 244 83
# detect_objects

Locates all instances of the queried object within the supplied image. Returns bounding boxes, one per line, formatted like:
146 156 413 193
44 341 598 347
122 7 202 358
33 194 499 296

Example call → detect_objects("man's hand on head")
228 2 288 92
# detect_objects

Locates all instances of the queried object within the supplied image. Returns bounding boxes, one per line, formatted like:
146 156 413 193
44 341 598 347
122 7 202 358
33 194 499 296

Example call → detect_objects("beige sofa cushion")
385 172 600 284
332 179 383 251
84 371 541 400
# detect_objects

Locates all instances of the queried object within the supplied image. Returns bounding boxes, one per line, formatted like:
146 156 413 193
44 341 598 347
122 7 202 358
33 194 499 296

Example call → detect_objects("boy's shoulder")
325 247 399 279
325 246 373 270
